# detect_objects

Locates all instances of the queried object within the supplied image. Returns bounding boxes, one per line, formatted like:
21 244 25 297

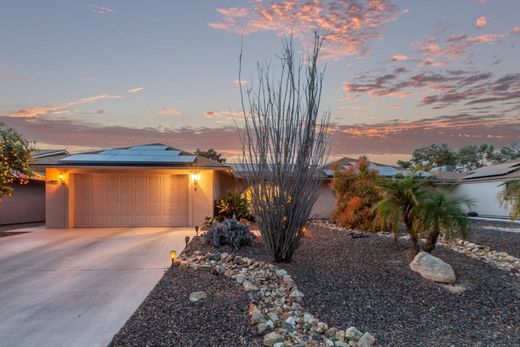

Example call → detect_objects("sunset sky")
1 0 519 164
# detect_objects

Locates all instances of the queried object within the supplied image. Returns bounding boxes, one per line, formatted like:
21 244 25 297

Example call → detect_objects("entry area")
74 173 189 227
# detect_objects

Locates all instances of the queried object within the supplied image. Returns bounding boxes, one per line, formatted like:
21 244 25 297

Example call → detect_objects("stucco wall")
0 180 45 225
45 168 216 228
451 180 512 218
310 181 336 219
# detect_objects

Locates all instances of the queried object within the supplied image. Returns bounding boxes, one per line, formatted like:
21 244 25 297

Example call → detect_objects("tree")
409 144 457 170
332 157 382 231
494 143 520 163
372 174 429 252
0 123 35 199
498 180 520 221
194 148 226 163
239 35 329 262
457 144 495 171
397 160 412 169
417 189 472 252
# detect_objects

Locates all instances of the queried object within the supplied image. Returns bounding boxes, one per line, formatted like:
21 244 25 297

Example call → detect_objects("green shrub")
215 192 249 220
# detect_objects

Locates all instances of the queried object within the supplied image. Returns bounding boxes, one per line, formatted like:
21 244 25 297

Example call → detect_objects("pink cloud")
476 16 487 28
127 87 145 93
160 107 181 116
209 0 403 59
90 5 113 14
391 54 408 61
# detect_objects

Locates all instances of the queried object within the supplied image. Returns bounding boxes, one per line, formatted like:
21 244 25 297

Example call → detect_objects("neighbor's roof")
33 149 70 166
463 159 520 180
229 163 328 179
55 144 227 168
323 157 401 178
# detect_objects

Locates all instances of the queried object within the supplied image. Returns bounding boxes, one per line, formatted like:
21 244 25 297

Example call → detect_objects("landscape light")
195 225 199 236
170 250 177 267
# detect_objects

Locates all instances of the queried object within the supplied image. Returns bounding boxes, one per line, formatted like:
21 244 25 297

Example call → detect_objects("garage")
73 173 189 227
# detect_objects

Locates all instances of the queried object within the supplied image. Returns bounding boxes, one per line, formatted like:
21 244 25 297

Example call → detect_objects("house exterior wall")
310 181 335 219
451 180 512 218
45 167 216 228
0 180 45 225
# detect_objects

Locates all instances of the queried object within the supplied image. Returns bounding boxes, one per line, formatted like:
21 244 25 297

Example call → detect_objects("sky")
1 0 519 164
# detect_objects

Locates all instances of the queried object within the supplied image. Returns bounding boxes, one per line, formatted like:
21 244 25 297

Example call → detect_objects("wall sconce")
58 173 65 185
170 250 177 267
191 173 200 191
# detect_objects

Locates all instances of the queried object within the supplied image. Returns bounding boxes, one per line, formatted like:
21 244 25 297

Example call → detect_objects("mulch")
109 266 262 347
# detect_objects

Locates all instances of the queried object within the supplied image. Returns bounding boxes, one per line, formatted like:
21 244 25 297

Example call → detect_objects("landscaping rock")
263 332 284 346
345 327 363 341
283 316 296 331
316 322 328 333
188 291 207 302
357 332 376 347
335 341 348 347
267 312 279 323
410 251 456 284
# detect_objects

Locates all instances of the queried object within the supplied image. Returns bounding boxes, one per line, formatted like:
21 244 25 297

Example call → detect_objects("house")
44 144 230 228
323 157 402 178
450 159 520 219
0 149 69 225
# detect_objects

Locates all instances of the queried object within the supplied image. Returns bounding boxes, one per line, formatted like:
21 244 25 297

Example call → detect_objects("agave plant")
498 179 520 221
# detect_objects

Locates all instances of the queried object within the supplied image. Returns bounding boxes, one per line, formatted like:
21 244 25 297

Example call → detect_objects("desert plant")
498 179 520 221
372 174 429 252
332 157 382 231
238 35 329 262
203 216 218 228
215 192 249 220
1 123 35 199
417 189 472 252
204 219 255 249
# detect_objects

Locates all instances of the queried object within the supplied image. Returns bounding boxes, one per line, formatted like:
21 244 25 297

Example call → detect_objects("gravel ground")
467 220 520 258
217 227 520 346
109 266 262 347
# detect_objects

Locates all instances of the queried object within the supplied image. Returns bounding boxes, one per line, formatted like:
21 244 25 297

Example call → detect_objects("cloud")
90 5 113 14
0 70 29 81
204 110 242 124
391 54 408 61
232 79 247 86
209 0 403 59
512 26 520 34
160 107 181 116
5 94 121 118
127 87 145 93
476 16 487 28
344 68 520 113
2 113 518 158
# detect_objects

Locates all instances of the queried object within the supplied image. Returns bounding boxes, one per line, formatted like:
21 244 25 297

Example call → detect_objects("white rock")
243 280 259 291
267 312 279 323
235 273 246 284
410 251 456 284
345 327 363 341
273 343 285 347
276 269 288 277
356 332 376 347
316 322 328 333
303 312 315 324
188 291 207 302
263 332 284 347
289 289 304 302
335 342 348 347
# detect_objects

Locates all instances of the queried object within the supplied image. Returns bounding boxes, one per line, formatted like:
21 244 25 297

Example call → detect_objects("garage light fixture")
58 173 64 184
191 173 200 191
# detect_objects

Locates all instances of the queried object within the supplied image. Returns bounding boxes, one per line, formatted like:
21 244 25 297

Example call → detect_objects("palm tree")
372 174 429 252
499 179 520 221
418 189 472 252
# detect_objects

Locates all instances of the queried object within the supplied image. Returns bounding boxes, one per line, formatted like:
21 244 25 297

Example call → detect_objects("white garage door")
74 174 189 227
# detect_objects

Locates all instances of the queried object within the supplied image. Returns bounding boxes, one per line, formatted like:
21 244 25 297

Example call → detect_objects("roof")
324 157 401 178
33 149 70 166
463 159 520 180
229 163 328 179
54 144 227 168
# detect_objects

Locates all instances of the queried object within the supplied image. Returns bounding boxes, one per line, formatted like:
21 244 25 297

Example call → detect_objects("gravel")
232 227 520 346
467 220 520 258
109 266 262 347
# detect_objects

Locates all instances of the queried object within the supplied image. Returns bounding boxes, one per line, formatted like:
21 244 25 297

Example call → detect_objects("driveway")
0 227 195 347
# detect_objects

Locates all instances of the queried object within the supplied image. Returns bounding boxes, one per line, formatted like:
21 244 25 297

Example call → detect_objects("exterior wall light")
192 173 200 191
170 250 177 267
58 173 64 184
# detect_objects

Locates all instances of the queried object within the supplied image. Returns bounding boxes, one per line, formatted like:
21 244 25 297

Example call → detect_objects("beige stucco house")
44 144 233 228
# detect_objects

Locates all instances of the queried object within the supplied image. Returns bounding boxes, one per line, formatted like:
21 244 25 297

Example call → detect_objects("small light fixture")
195 225 199 236
191 173 200 191
185 235 190 246
170 250 177 267
58 173 64 184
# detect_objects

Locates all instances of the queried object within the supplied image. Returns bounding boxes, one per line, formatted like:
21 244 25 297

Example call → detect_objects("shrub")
332 157 383 231
204 219 255 249
215 192 249 220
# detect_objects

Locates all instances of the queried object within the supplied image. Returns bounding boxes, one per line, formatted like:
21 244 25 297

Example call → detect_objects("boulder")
345 327 363 341
357 332 375 347
410 251 456 284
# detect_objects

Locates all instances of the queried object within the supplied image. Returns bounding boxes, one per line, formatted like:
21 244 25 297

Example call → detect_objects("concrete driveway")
0 227 195 347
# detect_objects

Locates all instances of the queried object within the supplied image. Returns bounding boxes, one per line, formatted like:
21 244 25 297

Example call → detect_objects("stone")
283 316 296 331
257 322 272 334
316 322 328 333
410 251 456 284
263 332 284 347
335 330 346 342
345 327 363 341
303 313 315 324
188 291 207 302
356 332 375 347
235 273 246 284
249 307 267 324
273 343 285 347
335 342 348 347
276 269 288 277
290 289 305 302
267 312 279 323
243 280 259 291
325 327 338 338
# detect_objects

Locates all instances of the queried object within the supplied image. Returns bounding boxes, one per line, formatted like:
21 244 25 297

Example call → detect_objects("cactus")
204 219 255 250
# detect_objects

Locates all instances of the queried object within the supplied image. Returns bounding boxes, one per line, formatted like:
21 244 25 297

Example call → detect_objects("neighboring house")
0 149 69 225
44 144 230 228
323 157 402 178
449 160 520 219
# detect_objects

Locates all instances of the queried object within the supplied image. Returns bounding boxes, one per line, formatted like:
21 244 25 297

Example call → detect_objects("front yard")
110 221 520 346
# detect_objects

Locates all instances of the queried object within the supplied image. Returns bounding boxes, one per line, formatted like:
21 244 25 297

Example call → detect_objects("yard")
110 221 520 346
